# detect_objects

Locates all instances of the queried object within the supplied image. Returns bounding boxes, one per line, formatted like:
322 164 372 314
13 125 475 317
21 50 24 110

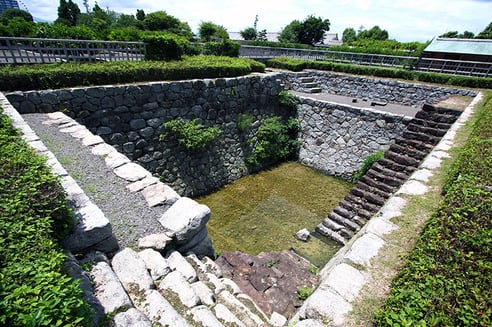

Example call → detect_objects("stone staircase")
316 103 463 244
297 73 322 94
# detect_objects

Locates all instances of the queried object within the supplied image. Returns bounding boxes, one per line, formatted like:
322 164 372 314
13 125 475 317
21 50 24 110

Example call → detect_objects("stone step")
415 110 458 124
315 223 348 245
384 150 420 168
422 103 463 116
302 82 318 88
388 143 428 161
342 195 380 216
401 130 441 146
367 164 409 183
355 181 391 200
351 187 386 207
307 87 322 93
299 77 314 83
359 175 398 194
407 123 448 138
393 137 434 154
410 118 452 131
378 157 417 175
327 211 361 232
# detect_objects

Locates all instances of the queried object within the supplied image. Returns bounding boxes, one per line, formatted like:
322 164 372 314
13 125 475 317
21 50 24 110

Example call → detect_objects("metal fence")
0 37 146 64
415 57 492 78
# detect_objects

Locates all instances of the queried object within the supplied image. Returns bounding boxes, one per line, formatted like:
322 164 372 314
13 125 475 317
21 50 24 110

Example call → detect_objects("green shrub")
278 90 299 110
373 92 492 326
0 56 265 91
297 286 314 300
203 39 241 57
161 118 223 151
247 116 300 165
237 113 254 133
353 150 385 180
0 108 93 326
143 34 188 61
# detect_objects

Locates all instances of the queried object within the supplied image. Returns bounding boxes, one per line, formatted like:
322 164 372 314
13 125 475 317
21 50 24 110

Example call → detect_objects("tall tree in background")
476 22 492 38
279 15 330 45
357 25 388 40
55 0 81 26
342 27 357 43
199 21 229 41
136 9 146 21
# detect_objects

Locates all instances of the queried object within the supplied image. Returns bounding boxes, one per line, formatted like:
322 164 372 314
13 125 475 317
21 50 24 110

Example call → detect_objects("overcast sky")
19 0 492 42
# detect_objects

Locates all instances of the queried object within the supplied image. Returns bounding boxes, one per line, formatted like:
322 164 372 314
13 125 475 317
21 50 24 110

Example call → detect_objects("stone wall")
297 97 410 179
288 71 477 106
7 73 287 196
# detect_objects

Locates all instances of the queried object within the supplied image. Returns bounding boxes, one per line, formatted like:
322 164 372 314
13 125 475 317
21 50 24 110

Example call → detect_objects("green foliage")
278 90 299 109
357 25 389 41
354 150 385 180
0 8 33 24
143 34 187 61
161 118 223 151
477 21 492 39
373 92 492 326
142 11 193 38
297 286 314 300
199 21 229 42
237 113 254 133
416 72 492 89
56 0 81 26
279 15 330 45
247 116 300 165
203 39 241 57
330 39 427 56
240 27 257 41
0 108 93 326
0 56 265 91
308 265 319 275
342 27 357 43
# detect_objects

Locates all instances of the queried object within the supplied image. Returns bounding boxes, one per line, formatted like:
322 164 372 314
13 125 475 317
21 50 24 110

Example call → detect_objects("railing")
0 37 146 64
415 57 492 77
239 45 419 69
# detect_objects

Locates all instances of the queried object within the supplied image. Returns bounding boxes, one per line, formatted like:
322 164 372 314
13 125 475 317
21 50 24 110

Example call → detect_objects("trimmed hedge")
0 108 93 326
374 92 492 326
266 57 492 89
0 55 265 91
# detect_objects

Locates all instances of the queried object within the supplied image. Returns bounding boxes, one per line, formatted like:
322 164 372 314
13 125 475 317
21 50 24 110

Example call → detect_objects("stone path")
0 89 482 326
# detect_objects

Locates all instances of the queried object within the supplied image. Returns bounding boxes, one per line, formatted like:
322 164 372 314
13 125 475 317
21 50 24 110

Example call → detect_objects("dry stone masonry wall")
288 71 477 106
7 73 287 197
297 98 411 179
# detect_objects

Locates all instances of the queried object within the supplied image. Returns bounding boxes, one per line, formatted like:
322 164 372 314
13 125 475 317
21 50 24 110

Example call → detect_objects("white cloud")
20 0 492 42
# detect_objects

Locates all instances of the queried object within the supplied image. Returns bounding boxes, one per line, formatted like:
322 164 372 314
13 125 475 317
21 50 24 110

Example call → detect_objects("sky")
18 0 492 42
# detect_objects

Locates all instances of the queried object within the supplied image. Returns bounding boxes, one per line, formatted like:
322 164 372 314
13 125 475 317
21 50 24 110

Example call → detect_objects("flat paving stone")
397 180 428 195
113 162 152 182
343 233 385 267
323 263 366 302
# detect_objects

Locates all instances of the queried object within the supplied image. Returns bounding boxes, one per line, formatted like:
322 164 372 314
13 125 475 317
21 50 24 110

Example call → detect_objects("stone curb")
291 92 483 326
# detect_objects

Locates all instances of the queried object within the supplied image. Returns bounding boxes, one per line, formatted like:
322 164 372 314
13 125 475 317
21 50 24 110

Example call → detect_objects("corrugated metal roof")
424 38 492 56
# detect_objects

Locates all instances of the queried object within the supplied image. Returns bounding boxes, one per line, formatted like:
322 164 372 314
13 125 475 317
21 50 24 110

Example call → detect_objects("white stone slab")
213 303 244 327
343 233 385 267
113 162 151 182
301 287 352 326
159 271 200 308
105 151 131 170
60 124 87 134
127 176 160 193
82 135 104 146
141 182 180 207
366 216 398 237
189 306 224 327
323 263 365 302
113 308 152 327
420 156 442 170
378 196 407 220
397 180 428 195
28 140 48 153
133 289 190 327
410 168 433 183
138 248 171 281
112 248 154 292
167 251 197 283
90 261 132 314
91 143 115 156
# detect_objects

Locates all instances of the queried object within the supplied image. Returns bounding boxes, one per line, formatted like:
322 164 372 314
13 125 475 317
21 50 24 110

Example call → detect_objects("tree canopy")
476 22 492 39
279 15 330 45
199 21 229 42
55 0 81 26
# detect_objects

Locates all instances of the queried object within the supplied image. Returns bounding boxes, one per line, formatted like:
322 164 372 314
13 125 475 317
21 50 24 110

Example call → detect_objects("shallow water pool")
196 161 353 267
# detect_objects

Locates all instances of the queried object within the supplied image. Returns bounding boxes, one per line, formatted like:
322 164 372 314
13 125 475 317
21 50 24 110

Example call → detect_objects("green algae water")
196 161 354 267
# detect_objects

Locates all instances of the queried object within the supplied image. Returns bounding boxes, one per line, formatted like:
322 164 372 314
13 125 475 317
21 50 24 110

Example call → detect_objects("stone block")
132 289 189 327
62 202 113 253
189 306 224 327
141 182 180 207
113 162 152 182
112 248 154 292
90 261 132 314
127 176 159 193
82 135 104 146
191 281 216 306
113 308 152 327
167 251 197 283
300 287 352 326
159 197 211 244
91 143 116 156
105 151 131 169
343 233 385 267
323 263 366 302
213 303 244 327
138 248 171 281
138 233 172 251
159 271 200 308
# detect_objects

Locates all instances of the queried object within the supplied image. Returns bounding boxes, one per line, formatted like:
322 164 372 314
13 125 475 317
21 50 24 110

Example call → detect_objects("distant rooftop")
424 37 492 56
229 32 342 46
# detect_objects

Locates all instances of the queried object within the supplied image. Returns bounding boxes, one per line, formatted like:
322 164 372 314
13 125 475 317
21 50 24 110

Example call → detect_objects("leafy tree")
240 26 257 40
476 22 492 38
0 8 33 24
114 14 138 28
342 27 357 43
279 16 330 45
199 21 229 42
358 25 388 40
136 9 146 21
142 11 193 38
0 17 35 36
278 19 302 43
440 30 475 38
55 0 81 26
297 15 330 45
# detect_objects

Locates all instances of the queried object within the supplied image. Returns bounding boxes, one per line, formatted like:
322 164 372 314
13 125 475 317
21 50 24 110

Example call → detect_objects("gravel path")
22 113 168 249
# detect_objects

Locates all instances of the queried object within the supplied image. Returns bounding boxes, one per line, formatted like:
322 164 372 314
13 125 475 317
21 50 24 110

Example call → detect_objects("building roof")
424 37 492 56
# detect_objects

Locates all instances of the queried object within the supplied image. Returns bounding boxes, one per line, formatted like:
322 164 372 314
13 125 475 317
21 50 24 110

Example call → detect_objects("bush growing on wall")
203 39 241 57
161 118 223 151
247 116 300 165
